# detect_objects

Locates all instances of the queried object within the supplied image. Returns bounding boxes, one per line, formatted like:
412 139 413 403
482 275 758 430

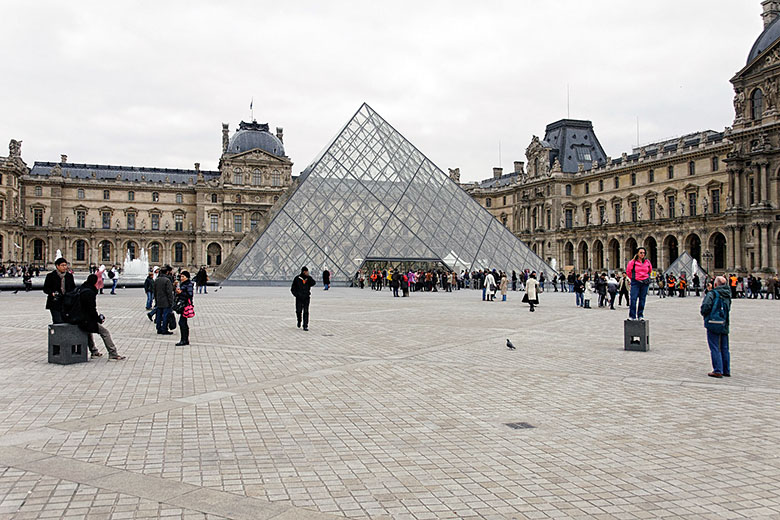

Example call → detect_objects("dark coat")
176 279 194 306
43 270 76 310
76 282 101 334
700 284 732 334
291 274 316 299
322 270 330 284
194 268 208 285
154 275 175 308
144 276 155 294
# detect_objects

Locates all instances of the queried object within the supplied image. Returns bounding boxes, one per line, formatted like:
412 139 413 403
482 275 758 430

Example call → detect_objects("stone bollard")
624 319 650 351
48 324 89 364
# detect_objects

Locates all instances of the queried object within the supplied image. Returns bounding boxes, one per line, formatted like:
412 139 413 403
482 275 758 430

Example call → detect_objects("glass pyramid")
224 103 556 284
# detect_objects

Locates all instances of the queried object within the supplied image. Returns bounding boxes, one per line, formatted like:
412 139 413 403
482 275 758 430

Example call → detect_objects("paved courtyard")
0 285 778 519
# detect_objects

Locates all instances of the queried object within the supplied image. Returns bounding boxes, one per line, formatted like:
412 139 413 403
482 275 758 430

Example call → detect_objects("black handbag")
172 299 186 314
167 311 177 330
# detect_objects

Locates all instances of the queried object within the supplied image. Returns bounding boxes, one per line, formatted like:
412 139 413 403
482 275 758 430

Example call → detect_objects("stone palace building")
464 0 780 276
0 120 293 268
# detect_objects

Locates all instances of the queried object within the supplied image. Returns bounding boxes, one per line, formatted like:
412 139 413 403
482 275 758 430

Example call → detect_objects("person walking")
523 272 540 311
322 269 331 291
291 266 316 330
700 276 732 378
108 265 119 295
194 267 208 294
154 266 175 335
175 271 194 346
144 271 155 310
75 274 126 360
627 247 652 320
618 273 630 305
43 258 76 323
692 273 701 297
96 264 106 294
607 273 619 310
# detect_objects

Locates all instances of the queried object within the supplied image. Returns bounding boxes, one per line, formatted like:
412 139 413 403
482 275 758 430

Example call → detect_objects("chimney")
60 154 67 163
276 127 284 143
763 0 780 28
513 161 525 174
493 167 503 179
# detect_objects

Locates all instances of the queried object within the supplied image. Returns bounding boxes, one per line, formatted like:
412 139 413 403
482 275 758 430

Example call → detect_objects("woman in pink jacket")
626 247 652 320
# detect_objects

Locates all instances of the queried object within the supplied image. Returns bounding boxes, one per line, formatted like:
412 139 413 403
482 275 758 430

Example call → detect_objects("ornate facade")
465 2 780 276
0 120 293 268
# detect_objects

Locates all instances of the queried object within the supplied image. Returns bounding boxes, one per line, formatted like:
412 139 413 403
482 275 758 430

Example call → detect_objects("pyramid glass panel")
223 103 555 284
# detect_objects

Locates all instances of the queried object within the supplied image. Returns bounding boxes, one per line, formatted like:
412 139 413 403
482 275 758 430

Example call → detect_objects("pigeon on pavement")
506 339 516 350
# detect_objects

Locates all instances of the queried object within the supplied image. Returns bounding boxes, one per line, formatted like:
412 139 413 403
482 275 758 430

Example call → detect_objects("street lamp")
702 249 714 279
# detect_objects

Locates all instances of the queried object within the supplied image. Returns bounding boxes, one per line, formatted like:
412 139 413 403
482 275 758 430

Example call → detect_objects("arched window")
236 194 241 204
751 89 764 120
149 242 161 263
99 241 111 263
75 240 87 262
207 242 222 266
251 170 262 185
565 184 572 196
173 242 184 264
33 239 45 261
271 171 281 186
211 193 218 203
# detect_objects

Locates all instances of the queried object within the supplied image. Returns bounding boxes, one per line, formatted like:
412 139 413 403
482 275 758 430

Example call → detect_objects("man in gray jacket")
155 266 175 335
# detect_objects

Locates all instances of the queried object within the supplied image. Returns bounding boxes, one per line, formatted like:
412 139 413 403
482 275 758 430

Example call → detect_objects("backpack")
62 287 83 324
704 291 728 334
107 270 115 279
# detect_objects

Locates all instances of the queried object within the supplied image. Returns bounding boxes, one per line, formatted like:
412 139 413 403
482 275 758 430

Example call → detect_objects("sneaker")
108 355 126 360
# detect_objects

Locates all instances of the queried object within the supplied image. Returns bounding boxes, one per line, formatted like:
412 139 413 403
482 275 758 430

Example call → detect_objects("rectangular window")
151 214 160 230
648 199 656 220
688 192 697 216
102 211 111 229
689 161 696 176
77 211 86 228
103 189 110 200
546 209 551 229
614 203 621 224
648 169 655 183
631 172 636 186
234 214 243 233
78 188 85 200
585 207 591 225
565 184 572 196
631 201 638 222
599 205 606 224
234 172 243 185
127 213 135 230
34 209 43 226
565 209 573 229
128 191 135 201
614 177 619 189
502 196 507 206
599 179 604 192
711 189 720 214
210 214 219 232
712 156 719 171
668 196 676 218
668 165 674 179
749 176 755 205
174 243 184 264
585 182 590 194
0 199 4 220
175 214 183 231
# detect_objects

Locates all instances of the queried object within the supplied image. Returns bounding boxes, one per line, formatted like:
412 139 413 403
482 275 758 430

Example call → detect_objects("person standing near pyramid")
291 266 316 331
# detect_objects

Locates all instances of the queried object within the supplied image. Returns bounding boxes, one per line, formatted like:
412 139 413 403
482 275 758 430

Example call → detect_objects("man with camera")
43 257 76 323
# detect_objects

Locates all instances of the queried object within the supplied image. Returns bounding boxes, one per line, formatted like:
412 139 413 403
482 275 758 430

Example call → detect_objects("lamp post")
703 249 714 280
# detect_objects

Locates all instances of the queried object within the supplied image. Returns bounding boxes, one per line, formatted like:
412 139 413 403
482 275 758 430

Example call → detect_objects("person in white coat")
523 272 540 311
484 271 497 301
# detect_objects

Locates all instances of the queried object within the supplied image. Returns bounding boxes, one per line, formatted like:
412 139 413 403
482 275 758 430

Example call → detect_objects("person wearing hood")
291 266 316 331
76 274 126 360
700 276 732 378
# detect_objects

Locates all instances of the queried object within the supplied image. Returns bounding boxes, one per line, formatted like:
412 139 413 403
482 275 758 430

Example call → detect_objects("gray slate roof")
226 120 286 157
748 16 780 65
29 162 220 185
476 172 520 189
544 119 608 173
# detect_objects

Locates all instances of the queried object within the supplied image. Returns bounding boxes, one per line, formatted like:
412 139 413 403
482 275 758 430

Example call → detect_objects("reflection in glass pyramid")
222 103 556 284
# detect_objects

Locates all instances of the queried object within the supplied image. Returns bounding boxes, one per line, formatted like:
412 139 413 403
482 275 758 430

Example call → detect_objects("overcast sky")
0 1 762 183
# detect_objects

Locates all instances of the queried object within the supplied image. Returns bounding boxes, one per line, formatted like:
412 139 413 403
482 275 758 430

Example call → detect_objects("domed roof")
747 16 780 65
227 120 285 157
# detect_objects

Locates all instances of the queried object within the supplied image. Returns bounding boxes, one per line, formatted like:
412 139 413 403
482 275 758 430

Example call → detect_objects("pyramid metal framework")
224 103 556 284
663 251 708 279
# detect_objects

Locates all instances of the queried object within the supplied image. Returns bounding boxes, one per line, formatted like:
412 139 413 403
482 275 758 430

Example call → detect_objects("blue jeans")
575 292 584 306
707 330 730 375
156 307 171 333
568 283 574 293
145 292 154 309
110 278 118 294
629 281 649 319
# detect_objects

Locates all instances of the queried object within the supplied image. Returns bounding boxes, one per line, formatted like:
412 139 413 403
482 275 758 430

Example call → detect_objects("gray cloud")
0 1 760 182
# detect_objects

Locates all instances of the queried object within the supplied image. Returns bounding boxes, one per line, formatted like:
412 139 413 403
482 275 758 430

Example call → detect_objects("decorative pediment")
123 206 138 215
626 193 639 202
609 195 622 203
682 183 699 193
98 205 114 214
705 179 724 189
663 186 678 196
643 190 658 199
72 205 89 214
224 148 291 165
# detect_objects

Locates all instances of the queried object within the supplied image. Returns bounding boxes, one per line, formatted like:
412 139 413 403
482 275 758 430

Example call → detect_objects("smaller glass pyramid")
224 103 556 284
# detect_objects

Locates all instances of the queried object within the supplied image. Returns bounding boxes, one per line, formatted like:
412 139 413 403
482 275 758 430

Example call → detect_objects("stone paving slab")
0 286 778 519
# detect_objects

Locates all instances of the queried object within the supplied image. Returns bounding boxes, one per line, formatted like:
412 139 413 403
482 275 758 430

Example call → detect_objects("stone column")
727 226 736 271
735 226 743 271
765 163 772 203
761 223 770 270
735 170 743 207
755 164 763 206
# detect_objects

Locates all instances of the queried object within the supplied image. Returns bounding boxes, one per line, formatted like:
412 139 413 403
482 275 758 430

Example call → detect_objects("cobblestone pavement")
0 285 778 519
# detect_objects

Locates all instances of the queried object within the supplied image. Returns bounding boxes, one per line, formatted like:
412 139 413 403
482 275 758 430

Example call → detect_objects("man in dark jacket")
291 266 316 331
77 274 126 360
700 276 731 378
154 266 175 335
43 258 76 323
322 269 330 291
144 271 155 310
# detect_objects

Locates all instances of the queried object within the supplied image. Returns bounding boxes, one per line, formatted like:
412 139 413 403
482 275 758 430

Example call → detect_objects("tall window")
711 156 719 171
546 209 551 229
648 169 655 183
102 211 111 229
749 176 755 205
711 189 721 214
210 214 219 232
77 210 86 228
648 198 656 220
78 188 85 200
688 161 696 176
668 165 674 179
211 193 218 203
151 213 160 230
34 186 42 197
599 205 606 224
565 184 572 196
149 243 160 263
34 208 43 226
234 214 243 233
585 182 590 194
486 198 492 208
688 192 697 216
271 171 281 186
103 189 110 200
100 241 111 262
585 207 591 225
630 172 636 186
176 193 183 204
236 194 241 204
175 214 183 231
250 212 261 230
174 243 184 264
598 179 604 192
668 195 676 218
0 199 4 220
75 240 86 262
565 209 573 229
252 170 262 185
128 191 135 201
751 89 764 120
502 195 507 206
33 239 44 261
233 169 242 184
127 213 136 230
631 201 638 222
152 192 159 202
614 203 621 223
614 176 619 189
